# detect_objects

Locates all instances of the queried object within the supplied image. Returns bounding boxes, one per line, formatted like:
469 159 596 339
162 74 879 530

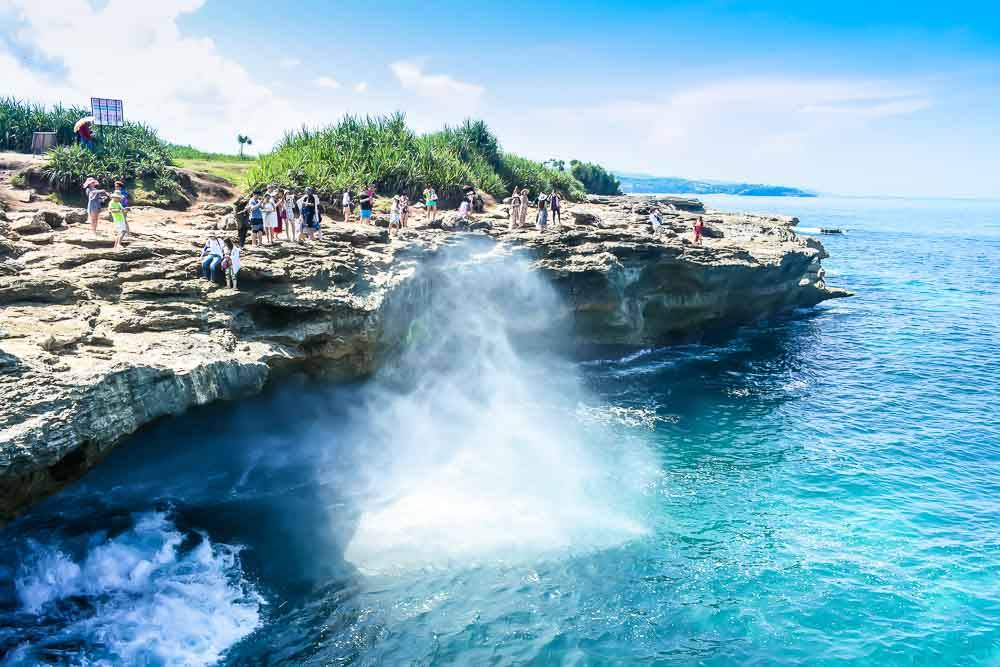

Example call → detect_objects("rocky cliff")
0 191 847 520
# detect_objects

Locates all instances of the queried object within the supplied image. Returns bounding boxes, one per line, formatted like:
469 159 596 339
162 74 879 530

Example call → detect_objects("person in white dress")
262 192 278 245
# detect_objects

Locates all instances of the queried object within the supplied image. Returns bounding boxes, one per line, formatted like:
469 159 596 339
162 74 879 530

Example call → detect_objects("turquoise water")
2 196 999 665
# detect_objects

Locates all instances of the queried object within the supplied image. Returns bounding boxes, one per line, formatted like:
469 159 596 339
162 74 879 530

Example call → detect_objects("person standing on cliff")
693 216 704 244
284 191 297 242
423 187 437 223
83 177 107 235
509 189 521 229
536 193 549 230
358 190 373 224
519 188 530 226
298 188 320 241
342 190 353 224
108 192 127 250
550 191 562 227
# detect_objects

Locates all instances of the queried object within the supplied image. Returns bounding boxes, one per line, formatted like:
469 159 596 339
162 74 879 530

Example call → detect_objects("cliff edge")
0 185 847 520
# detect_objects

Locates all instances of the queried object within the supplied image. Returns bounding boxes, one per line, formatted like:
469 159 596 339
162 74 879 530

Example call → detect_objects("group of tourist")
199 235 241 288
508 188 562 230
81 171 709 296
83 177 131 250
240 187 324 247
649 207 705 243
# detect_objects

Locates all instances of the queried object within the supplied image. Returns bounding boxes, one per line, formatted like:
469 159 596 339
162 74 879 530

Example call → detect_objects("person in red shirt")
77 121 94 150
693 216 705 244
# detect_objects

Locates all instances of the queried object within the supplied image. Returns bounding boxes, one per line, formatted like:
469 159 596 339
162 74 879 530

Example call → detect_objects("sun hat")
83 177 99 188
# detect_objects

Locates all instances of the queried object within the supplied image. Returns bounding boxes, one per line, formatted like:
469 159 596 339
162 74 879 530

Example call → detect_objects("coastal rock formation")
0 193 847 520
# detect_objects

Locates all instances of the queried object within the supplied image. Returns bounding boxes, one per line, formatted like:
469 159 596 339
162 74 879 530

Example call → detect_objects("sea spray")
337 245 658 573
7 511 261 667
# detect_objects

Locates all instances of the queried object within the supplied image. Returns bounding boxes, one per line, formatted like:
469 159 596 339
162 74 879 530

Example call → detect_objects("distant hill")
617 173 816 197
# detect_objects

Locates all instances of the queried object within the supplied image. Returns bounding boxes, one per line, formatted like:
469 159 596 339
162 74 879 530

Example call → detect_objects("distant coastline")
618 174 816 198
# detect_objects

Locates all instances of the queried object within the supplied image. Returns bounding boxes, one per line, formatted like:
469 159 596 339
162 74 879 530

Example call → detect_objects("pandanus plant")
245 113 587 206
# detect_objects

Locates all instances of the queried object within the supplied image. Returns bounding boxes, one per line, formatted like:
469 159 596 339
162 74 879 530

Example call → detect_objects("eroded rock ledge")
0 194 847 519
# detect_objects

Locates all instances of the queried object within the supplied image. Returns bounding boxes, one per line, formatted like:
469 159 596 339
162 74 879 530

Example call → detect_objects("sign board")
90 98 124 126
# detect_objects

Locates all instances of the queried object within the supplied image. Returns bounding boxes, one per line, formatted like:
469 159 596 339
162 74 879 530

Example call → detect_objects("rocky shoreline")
0 186 848 521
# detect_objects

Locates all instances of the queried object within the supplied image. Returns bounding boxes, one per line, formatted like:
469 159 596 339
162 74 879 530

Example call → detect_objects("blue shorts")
360 209 372 219
251 218 263 232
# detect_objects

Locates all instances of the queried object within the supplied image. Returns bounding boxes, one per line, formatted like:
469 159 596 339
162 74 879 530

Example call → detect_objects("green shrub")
570 160 622 195
0 97 89 152
42 122 181 201
247 113 586 205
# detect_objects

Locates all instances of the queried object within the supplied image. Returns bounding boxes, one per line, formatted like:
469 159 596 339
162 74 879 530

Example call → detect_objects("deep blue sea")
2 195 999 666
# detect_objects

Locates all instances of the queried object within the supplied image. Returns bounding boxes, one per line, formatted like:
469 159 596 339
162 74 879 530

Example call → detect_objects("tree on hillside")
544 159 566 172
237 134 253 158
570 160 622 195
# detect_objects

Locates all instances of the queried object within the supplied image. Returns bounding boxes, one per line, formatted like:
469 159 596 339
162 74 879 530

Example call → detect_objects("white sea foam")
340 251 656 574
11 512 261 667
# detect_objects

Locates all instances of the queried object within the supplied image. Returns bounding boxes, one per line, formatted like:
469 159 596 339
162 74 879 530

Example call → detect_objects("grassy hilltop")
248 114 586 205
2 98 621 206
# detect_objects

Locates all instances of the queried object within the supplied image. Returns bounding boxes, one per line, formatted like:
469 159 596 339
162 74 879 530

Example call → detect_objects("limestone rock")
0 194 848 521
64 210 88 225
571 209 602 225
11 216 52 236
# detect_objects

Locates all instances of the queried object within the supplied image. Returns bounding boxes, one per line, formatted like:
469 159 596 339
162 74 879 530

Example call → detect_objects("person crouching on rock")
649 209 663 236
221 238 241 290
199 235 225 283
108 193 128 250
693 216 704 244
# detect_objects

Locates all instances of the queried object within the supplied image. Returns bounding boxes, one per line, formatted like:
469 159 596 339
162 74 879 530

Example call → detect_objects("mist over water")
340 248 655 571
2 197 999 664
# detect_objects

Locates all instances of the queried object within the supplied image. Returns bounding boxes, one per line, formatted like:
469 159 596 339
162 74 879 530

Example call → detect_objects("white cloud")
0 0 323 155
354 81 368 93
315 76 341 89
389 60 483 99
279 57 301 68
515 76 936 193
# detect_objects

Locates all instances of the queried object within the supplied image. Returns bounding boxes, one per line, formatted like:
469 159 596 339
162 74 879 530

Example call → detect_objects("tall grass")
0 97 89 152
247 114 586 204
167 143 245 162
43 123 181 201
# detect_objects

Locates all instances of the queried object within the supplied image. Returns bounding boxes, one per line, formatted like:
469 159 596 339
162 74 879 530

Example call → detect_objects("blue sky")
2 0 999 196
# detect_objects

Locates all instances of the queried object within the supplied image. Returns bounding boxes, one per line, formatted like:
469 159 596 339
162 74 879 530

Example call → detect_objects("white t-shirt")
342 192 351 206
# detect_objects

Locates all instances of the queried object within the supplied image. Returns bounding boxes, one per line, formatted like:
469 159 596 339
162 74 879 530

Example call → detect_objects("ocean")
1 195 998 665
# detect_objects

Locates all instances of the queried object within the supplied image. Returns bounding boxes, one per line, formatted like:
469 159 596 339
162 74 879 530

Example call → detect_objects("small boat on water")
820 228 844 234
